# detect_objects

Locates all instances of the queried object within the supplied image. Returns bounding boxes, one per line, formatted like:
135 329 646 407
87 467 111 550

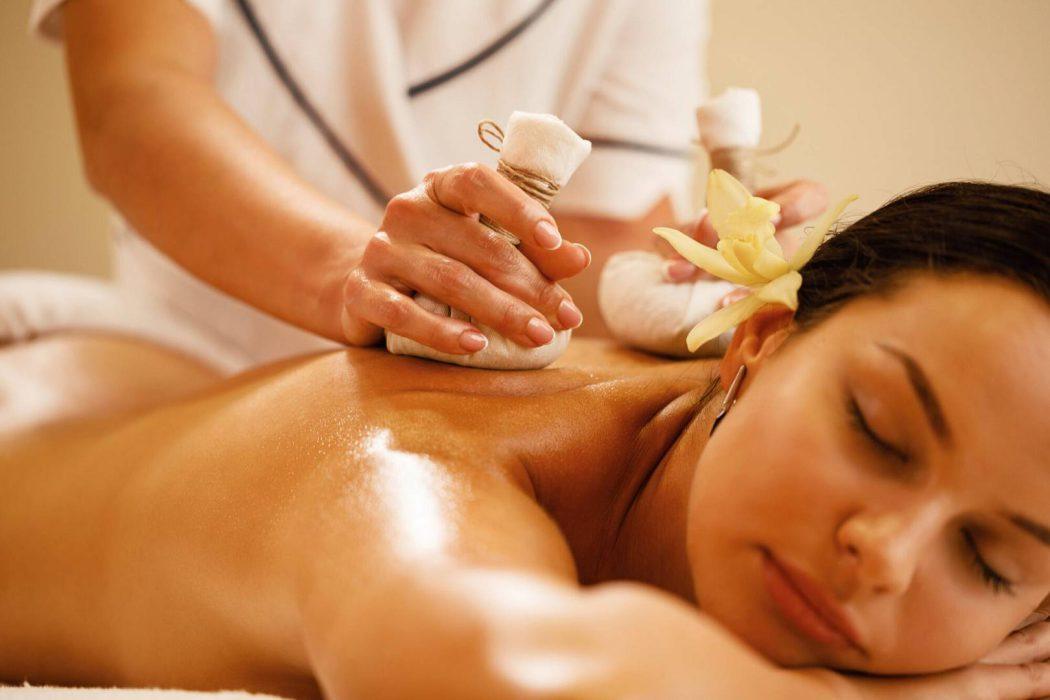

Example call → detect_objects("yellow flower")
653 169 857 352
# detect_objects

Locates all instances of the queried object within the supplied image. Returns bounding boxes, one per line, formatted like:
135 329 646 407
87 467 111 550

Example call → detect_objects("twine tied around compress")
476 119 561 245
704 123 801 191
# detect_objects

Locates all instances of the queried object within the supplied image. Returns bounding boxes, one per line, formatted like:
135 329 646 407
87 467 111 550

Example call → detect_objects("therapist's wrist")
307 221 373 344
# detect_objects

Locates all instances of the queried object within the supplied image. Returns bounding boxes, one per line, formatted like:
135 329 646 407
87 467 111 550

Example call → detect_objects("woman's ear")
719 305 795 389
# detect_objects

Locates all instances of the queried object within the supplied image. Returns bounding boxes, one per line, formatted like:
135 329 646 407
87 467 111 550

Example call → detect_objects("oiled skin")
4 338 824 699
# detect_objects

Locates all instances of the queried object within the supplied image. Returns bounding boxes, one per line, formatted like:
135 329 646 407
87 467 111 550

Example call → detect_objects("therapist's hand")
340 162 591 354
660 179 829 283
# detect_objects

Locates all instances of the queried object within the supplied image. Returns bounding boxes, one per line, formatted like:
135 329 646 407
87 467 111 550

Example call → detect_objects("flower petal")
755 270 803 309
722 198 780 242
730 239 759 273
686 293 767 352
707 169 752 236
751 245 791 280
717 240 763 285
788 194 859 270
653 227 753 285
762 230 784 259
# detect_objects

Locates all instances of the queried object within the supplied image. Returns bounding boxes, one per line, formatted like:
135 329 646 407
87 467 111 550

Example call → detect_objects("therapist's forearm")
64 19 371 341
72 71 370 341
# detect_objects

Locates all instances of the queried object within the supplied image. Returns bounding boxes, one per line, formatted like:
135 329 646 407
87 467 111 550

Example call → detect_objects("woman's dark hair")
795 181 1050 327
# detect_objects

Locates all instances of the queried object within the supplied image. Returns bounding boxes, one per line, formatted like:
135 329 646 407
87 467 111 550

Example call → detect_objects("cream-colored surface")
1 0 1048 274
1 0 110 275
704 0 1050 219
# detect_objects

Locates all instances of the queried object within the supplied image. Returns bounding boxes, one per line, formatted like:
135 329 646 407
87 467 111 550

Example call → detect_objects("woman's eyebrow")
1002 511 1050 549
869 347 1050 551
876 343 952 445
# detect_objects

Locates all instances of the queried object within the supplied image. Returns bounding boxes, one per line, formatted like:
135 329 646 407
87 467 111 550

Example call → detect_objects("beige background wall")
2 0 1048 276
1 0 110 274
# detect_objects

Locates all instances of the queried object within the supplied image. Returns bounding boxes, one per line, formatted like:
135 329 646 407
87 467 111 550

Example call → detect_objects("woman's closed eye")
963 529 1016 596
847 394 910 464
847 394 1017 595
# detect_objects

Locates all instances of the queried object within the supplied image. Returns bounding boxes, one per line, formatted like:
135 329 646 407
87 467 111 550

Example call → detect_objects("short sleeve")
28 0 225 42
557 0 709 221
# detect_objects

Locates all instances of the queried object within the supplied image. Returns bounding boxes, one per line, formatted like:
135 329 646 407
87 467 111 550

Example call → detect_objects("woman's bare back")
0 335 722 695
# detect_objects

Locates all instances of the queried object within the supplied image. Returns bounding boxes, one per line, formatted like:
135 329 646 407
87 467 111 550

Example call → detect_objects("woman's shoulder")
239 339 696 405
221 342 716 461
190 342 711 577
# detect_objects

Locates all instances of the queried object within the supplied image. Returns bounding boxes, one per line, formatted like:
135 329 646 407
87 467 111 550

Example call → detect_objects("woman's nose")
836 504 944 597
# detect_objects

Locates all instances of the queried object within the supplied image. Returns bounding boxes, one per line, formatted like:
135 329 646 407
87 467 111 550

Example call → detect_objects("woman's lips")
760 548 866 654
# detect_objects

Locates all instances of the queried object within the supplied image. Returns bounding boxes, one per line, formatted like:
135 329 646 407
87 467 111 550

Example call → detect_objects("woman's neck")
514 364 721 604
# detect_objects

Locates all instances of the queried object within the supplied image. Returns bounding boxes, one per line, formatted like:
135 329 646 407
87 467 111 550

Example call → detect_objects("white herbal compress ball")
598 252 736 357
385 112 591 370
696 86 762 152
500 111 592 188
598 88 764 358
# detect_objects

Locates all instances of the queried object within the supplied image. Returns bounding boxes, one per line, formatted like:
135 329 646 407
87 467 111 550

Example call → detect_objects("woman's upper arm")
306 567 841 699
292 456 835 699
294 459 581 697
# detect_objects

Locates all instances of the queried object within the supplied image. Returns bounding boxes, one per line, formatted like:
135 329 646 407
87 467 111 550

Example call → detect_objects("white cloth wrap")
598 251 737 357
696 87 762 152
386 112 591 370
386 294 571 370
498 111 593 187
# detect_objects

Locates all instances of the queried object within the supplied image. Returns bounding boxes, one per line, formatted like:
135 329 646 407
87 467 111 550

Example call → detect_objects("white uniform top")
31 0 708 371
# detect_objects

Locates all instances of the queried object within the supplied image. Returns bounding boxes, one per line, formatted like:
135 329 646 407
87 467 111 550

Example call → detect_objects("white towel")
385 112 591 369
0 687 285 699
0 271 246 373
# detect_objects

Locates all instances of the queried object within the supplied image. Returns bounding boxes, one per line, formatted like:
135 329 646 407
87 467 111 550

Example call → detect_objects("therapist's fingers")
400 206 582 331
754 179 828 231
654 212 717 283
518 237 591 282
755 180 826 260
364 234 568 347
422 163 589 279
717 288 751 309
341 268 490 355
656 179 828 285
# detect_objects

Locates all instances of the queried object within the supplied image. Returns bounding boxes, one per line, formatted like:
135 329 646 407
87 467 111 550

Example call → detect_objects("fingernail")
535 220 562 250
720 290 749 308
460 329 488 353
663 259 697 283
574 243 591 268
525 317 555 346
771 212 782 227
557 299 583 330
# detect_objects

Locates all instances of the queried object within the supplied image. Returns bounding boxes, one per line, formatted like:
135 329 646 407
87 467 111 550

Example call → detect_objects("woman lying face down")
0 182 1048 698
